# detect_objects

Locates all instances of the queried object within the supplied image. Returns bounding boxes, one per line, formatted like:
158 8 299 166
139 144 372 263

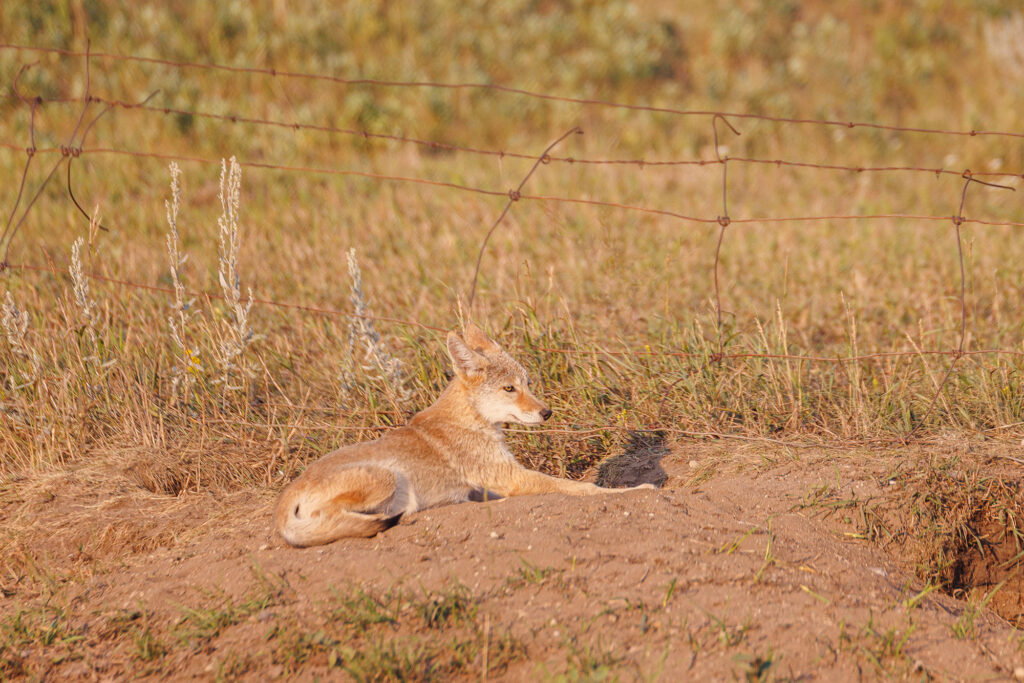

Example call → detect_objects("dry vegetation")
1 0 1023 679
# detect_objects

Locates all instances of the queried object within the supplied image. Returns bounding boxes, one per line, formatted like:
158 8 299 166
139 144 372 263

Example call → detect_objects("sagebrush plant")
68 211 107 369
212 156 258 392
339 248 411 403
0 290 39 391
164 161 202 399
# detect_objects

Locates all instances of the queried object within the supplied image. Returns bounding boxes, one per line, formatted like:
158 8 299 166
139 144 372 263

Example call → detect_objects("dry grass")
1 1 1024 485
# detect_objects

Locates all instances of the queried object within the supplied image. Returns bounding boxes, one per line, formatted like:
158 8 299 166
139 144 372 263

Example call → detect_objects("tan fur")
275 323 654 547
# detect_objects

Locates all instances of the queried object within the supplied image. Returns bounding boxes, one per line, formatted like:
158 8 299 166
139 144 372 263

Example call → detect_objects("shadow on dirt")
596 431 669 489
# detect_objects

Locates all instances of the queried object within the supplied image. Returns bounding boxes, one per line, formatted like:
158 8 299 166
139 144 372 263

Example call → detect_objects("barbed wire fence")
1 42 1023 449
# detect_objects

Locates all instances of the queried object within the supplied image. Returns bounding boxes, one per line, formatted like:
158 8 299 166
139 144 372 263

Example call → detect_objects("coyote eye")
503 385 515 392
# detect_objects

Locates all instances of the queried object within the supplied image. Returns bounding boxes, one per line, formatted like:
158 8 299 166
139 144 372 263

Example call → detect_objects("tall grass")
1 1 1024 484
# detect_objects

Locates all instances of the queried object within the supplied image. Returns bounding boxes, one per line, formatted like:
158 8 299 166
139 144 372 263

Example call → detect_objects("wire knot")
507 189 521 202
709 352 724 364
25 146 35 158
952 214 964 227
540 154 552 165
717 215 731 228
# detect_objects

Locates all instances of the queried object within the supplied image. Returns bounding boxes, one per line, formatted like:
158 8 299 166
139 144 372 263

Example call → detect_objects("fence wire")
1 42 1023 444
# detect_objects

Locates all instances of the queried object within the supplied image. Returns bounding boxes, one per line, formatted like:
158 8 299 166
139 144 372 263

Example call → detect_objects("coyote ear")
447 331 488 379
463 321 500 354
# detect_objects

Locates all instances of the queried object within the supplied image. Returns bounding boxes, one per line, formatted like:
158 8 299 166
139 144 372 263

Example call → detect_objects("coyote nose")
540 408 552 421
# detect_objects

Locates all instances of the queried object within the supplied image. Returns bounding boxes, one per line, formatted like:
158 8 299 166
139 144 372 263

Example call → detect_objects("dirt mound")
854 453 1024 628
2 444 1023 680
951 515 1024 628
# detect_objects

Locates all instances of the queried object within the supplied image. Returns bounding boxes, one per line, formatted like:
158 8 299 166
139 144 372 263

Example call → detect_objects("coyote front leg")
490 466 653 498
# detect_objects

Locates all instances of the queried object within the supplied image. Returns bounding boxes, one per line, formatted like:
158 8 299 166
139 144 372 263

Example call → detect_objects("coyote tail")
278 508 403 547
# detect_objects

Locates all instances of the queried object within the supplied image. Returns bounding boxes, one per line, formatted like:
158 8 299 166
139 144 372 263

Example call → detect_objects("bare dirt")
1 440 1022 681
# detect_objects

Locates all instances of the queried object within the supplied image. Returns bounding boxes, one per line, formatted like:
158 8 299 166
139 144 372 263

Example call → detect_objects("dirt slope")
2 444 1022 681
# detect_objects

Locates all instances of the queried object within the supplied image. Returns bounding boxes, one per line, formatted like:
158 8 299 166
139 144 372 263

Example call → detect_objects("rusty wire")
2 143 1022 231
710 115 741 361
11 92 1024 180
466 126 581 309
903 172 1015 441
0 43 160 264
5 42 1024 141
0 51 87 265
0 65 40 268
63 90 160 234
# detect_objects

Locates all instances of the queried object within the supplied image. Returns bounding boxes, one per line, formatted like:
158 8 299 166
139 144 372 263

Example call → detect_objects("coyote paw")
633 483 657 490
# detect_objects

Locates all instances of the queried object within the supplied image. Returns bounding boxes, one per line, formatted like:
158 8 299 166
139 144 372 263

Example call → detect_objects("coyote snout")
274 322 655 547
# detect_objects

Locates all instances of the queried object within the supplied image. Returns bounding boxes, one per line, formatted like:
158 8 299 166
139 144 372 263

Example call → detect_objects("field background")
2 1 1024 680
3 1 1024 475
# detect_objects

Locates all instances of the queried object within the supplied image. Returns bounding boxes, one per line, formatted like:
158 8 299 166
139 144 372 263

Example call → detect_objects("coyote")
275 323 654 547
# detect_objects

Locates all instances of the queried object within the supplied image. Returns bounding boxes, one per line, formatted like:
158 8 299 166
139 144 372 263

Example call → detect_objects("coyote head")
446 323 552 426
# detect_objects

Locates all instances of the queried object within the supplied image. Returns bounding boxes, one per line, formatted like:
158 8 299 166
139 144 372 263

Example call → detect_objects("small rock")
258 544 269 551
1014 666 1024 680
623 511 630 517
688 460 699 468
